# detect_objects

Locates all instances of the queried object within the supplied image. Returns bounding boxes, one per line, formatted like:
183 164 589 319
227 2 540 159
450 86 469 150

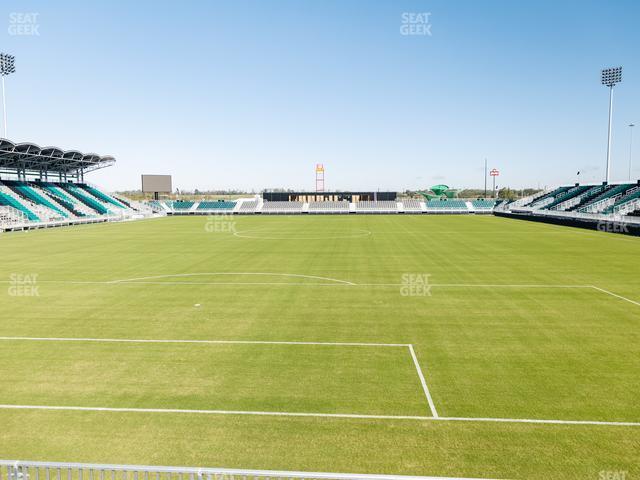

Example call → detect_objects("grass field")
0 215 639 479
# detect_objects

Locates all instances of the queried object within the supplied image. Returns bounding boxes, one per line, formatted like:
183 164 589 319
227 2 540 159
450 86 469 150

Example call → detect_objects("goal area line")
0 336 438 418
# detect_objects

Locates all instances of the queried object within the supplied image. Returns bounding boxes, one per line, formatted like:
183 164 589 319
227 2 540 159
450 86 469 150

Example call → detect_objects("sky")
2 0 639 192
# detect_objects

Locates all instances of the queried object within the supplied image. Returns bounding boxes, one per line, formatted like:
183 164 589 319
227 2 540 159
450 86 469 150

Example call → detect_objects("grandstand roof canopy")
0 138 115 174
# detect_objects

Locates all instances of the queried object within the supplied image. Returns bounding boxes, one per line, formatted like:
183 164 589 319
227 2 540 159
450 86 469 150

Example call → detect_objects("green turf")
0 215 638 479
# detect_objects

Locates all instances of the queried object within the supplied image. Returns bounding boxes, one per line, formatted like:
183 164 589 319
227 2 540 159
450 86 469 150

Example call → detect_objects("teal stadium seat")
197 201 236 210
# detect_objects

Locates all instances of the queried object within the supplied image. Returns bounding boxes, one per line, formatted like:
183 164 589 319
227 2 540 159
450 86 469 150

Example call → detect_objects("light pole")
629 123 635 181
601 67 622 183
0 53 16 138
483 158 487 198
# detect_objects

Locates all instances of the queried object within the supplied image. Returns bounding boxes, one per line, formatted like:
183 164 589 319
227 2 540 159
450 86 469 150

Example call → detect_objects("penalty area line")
408 345 439 418
590 285 640 307
0 404 637 427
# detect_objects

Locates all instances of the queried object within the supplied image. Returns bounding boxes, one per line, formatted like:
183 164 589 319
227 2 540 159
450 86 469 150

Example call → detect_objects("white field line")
0 280 356 287
0 280 597 289
233 229 372 240
408 345 439 418
0 337 409 348
356 284 593 288
108 273 356 286
590 285 640 307
0 404 425 420
436 416 640 427
1 337 638 427
0 404 637 427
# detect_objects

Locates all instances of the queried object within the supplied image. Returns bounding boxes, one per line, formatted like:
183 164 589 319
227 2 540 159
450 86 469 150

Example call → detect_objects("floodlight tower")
0 53 16 139
315 163 325 192
629 123 635 181
601 66 622 183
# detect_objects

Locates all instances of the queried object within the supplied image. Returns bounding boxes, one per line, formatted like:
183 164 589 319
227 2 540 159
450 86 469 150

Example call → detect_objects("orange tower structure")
315 164 325 192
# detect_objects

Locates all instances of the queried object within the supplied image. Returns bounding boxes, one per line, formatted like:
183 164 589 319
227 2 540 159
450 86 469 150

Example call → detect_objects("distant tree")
498 187 517 200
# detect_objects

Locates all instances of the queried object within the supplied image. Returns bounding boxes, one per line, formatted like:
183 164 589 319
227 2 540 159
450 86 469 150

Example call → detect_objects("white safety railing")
0 205 26 227
614 197 640 215
511 208 640 226
509 188 550 208
0 460 494 480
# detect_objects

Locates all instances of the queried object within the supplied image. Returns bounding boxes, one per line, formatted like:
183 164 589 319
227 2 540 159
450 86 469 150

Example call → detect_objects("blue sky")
2 0 639 191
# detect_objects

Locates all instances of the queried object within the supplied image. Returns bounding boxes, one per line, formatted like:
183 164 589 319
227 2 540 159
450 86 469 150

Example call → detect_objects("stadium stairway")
508 187 555 208
60 183 111 215
77 184 125 213
5 181 70 218
80 184 127 209
0 181 68 221
42 184 96 217
113 194 153 214
529 186 573 209
544 185 592 210
556 185 604 211
29 183 80 217
601 186 640 214
577 183 635 213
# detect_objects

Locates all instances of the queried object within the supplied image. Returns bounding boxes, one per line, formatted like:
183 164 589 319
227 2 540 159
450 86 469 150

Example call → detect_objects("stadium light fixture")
0 53 16 138
601 66 622 183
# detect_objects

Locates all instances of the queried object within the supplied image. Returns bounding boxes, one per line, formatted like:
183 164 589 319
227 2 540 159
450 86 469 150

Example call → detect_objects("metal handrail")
0 461 495 480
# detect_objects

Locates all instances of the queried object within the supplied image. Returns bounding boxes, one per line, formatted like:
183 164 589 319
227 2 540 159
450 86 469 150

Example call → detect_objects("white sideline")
356 284 593 288
0 280 598 289
408 345 439 418
0 404 637 427
108 272 356 286
0 336 408 348
590 285 640 307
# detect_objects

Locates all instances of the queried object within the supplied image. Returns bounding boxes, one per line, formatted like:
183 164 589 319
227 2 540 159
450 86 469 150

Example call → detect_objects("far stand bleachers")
308 201 350 214
237 200 258 214
402 199 422 212
424 200 469 213
197 201 236 211
261 201 303 214
172 201 194 210
356 201 398 214
471 199 495 210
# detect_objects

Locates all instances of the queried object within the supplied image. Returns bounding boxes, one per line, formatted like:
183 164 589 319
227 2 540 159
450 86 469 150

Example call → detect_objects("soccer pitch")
0 215 638 479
